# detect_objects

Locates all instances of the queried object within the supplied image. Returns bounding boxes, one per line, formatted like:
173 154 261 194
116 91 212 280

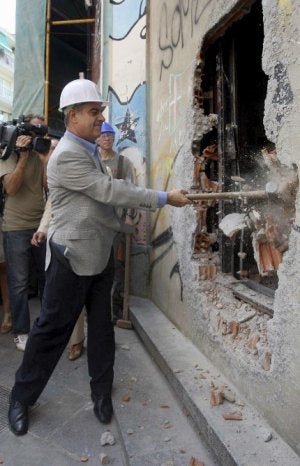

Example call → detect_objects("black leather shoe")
8 398 29 436
92 394 113 424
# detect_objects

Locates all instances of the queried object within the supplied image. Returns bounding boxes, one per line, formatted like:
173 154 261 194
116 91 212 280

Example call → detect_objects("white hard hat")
59 79 110 111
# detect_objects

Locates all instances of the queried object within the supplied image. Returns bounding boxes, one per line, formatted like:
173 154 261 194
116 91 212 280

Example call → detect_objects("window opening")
191 0 297 298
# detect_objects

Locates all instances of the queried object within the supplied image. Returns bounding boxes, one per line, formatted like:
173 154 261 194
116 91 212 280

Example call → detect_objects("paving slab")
113 324 219 466
0 297 219 466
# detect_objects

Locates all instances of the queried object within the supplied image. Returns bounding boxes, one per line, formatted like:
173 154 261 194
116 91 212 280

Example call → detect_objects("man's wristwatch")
15 147 30 155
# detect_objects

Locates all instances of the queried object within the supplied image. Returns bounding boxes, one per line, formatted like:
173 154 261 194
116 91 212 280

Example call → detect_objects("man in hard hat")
8 78 191 436
67 121 137 361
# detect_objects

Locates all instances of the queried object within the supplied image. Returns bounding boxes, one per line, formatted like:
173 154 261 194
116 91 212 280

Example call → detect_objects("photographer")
0 115 49 351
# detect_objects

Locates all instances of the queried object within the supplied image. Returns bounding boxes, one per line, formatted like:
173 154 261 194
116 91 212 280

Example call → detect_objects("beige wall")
148 0 300 454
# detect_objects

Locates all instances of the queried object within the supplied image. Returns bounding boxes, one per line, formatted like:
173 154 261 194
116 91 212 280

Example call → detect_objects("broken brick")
228 320 240 338
163 420 173 429
210 390 217 406
262 351 272 371
223 411 243 421
217 391 224 405
247 332 260 350
210 389 223 406
188 457 205 466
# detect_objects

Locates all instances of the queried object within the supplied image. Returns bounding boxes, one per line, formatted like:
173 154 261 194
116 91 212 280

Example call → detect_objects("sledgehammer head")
116 319 133 329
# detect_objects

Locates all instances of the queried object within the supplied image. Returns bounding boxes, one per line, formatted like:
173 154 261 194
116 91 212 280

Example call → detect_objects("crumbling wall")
261 0 300 452
149 0 300 454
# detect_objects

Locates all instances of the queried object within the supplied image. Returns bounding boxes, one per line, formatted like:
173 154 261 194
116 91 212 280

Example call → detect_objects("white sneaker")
14 334 28 351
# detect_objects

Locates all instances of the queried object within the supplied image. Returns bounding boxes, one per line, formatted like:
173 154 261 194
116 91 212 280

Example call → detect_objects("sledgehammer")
116 233 133 329
186 190 269 201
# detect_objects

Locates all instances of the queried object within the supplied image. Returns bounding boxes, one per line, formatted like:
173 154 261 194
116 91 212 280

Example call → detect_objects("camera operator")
0 115 49 351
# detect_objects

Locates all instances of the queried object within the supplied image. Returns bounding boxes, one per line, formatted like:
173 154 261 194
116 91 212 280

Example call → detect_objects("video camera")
0 115 51 160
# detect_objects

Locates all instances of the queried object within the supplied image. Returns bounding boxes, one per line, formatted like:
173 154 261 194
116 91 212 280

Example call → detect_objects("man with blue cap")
97 121 137 324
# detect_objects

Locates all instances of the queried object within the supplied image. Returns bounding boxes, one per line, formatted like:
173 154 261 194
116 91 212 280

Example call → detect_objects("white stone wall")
148 0 300 453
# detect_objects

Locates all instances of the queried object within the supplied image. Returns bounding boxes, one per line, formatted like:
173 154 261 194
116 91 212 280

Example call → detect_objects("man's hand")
31 231 46 247
166 189 193 207
15 135 31 156
3 135 32 196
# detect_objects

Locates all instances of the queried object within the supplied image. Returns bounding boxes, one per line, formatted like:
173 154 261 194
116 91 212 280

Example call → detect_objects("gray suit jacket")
46 133 159 275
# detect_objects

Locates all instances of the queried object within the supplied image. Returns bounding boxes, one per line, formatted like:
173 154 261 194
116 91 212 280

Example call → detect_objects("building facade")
13 0 300 455
0 27 14 122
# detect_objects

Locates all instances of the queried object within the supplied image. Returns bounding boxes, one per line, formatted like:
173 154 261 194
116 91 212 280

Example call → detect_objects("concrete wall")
148 0 300 454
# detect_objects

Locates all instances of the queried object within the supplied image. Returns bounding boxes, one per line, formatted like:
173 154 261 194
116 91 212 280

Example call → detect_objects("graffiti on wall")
108 84 148 244
155 64 193 153
158 0 211 80
149 226 183 300
151 0 212 292
109 0 146 40
107 0 147 244
109 84 145 153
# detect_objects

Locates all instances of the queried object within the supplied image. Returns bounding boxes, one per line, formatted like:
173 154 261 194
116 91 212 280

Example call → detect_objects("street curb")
129 296 300 466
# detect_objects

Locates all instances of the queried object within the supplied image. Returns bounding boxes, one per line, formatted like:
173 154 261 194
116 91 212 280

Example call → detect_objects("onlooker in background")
0 115 49 351
97 122 137 323
66 307 85 361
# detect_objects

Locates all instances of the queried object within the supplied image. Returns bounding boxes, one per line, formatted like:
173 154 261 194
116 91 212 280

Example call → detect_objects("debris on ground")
100 431 116 446
80 455 89 462
121 393 131 402
223 411 243 421
99 452 110 464
188 457 205 466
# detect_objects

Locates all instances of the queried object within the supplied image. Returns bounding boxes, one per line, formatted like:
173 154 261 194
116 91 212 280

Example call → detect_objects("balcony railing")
0 50 14 71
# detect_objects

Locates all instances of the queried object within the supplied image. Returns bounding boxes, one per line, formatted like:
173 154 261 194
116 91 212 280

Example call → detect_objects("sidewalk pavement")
129 296 300 466
0 297 219 466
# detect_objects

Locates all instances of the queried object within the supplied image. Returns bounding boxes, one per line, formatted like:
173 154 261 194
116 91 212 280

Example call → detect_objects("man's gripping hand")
15 135 31 156
166 189 193 207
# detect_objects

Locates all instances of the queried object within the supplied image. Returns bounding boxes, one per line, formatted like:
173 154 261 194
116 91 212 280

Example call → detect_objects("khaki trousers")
68 307 85 347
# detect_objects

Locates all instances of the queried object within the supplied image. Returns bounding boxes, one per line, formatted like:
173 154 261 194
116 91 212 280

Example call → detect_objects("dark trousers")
3 229 46 334
11 241 115 406
112 233 125 319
